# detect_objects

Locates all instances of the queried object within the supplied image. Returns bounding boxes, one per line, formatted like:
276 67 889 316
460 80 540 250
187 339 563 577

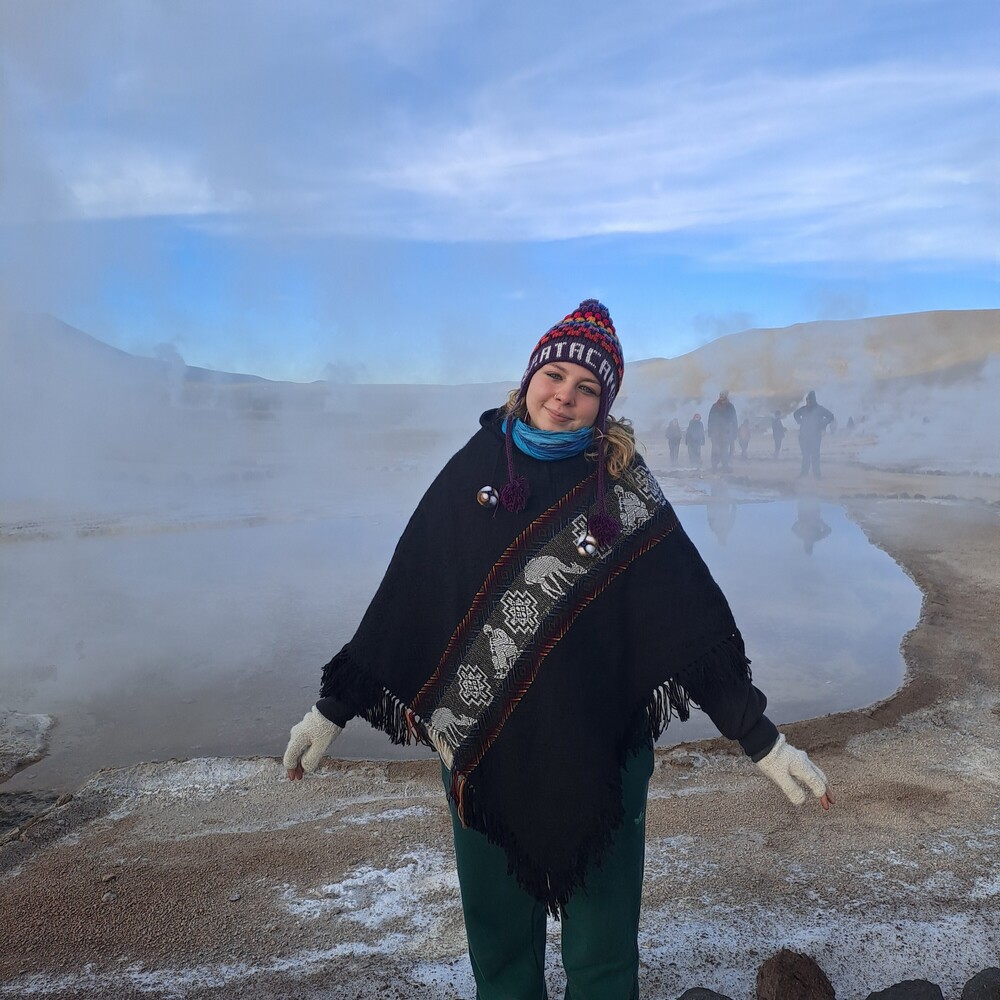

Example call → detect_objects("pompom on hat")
500 299 625 546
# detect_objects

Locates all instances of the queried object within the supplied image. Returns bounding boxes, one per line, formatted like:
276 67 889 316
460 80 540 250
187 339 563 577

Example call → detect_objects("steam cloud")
0 307 992 791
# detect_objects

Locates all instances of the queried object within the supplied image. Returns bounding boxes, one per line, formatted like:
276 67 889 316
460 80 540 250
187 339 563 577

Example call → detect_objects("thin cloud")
363 63 998 255
64 145 250 219
4 3 996 259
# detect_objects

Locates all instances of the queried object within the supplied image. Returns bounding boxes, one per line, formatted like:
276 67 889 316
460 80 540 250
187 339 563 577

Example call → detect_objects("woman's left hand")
756 734 833 809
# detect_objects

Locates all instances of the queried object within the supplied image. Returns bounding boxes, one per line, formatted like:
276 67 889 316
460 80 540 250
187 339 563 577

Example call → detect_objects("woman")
284 300 832 1000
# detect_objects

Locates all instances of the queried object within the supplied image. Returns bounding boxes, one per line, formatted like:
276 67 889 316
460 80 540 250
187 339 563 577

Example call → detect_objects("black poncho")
319 409 776 912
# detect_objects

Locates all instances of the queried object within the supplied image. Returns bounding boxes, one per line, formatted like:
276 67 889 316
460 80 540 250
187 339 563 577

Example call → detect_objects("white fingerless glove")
755 734 828 805
283 706 343 773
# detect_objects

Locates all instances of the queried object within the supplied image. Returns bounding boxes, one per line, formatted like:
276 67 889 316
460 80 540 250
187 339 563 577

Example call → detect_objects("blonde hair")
501 389 637 479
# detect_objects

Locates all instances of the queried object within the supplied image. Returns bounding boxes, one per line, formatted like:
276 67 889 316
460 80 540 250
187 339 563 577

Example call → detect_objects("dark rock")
963 968 1000 1000
677 991 734 1000
756 949 835 1000
0 789 61 840
864 982 944 1000
0 710 54 785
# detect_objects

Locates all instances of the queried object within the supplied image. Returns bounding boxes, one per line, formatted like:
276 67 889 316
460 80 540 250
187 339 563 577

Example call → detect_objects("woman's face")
525 362 602 432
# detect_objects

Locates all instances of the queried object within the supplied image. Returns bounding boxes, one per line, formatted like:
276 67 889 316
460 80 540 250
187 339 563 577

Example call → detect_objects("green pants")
445 745 654 1000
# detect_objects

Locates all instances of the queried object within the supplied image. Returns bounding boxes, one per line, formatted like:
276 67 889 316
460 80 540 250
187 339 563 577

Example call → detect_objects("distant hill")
0 312 509 405
0 311 513 432
3 308 995 421
624 310 998 406
1 313 271 386
2 307 997 497
617 309 999 473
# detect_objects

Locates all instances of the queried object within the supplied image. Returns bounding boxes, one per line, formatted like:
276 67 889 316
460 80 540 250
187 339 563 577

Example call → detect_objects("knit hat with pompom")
500 299 625 545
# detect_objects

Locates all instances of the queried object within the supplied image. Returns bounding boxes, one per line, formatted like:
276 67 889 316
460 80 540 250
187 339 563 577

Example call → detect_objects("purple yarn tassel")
589 509 619 547
501 415 530 513
500 475 529 513
588 428 621 546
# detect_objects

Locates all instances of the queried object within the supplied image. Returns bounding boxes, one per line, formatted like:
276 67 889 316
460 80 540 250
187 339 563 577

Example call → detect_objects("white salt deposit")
281 848 458 935
340 805 433 825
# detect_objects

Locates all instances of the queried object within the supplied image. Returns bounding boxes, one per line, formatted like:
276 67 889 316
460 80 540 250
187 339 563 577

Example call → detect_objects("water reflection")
667 496 921 746
792 496 832 554
706 480 738 546
1 497 922 789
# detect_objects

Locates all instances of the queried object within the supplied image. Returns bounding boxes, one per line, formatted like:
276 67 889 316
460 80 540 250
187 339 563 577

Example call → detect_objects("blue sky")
1 0 997 383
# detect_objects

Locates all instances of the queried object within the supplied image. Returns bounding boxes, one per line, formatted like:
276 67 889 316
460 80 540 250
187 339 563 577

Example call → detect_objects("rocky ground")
2 448 999 1000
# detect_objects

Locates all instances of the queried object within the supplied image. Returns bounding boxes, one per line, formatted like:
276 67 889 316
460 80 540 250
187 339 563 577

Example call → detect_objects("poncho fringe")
634 632 752 751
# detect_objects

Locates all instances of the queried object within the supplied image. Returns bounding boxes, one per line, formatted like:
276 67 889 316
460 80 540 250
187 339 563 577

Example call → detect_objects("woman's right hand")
283 706 343 780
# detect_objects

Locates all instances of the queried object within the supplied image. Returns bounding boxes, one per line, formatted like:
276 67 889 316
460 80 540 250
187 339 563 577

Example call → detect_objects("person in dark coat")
665 418 682 464
707 389 738 472
684 413 705 468
771 410 786 458
793 390 835 478
284 301 832 999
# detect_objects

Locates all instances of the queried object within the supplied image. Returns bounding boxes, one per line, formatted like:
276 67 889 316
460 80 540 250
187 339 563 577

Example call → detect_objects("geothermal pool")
0 494 921 793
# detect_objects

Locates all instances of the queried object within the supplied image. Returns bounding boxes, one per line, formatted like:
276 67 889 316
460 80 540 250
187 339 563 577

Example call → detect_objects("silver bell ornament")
575 532 599 558
477 485 498 508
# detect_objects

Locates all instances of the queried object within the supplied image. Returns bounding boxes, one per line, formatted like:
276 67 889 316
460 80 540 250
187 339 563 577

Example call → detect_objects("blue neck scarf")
503 417 593 461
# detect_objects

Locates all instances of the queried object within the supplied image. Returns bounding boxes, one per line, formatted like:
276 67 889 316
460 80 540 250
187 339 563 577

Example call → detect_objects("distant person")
792 496 832 554
283 299 832 999
665 418 682 464
737 419 751 460
793 390 835 479
771 411 786 458
707 389 738 472
685 413 705 468
846 416 855 432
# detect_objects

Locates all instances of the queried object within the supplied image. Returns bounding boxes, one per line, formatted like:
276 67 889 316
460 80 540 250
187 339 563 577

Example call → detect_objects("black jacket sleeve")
315 693 355 728
682 664 779 759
